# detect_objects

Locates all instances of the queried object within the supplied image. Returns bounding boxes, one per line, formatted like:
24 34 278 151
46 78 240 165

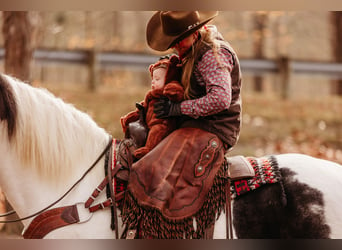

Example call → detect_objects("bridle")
0 135 113 225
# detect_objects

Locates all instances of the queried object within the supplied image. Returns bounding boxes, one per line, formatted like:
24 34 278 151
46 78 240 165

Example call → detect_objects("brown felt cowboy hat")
146 11 218 51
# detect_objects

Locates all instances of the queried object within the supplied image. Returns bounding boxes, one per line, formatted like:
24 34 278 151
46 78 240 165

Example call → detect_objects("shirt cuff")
180 100 199 119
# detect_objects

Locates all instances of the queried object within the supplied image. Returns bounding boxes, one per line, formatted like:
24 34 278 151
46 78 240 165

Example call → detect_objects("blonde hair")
181 27 221 99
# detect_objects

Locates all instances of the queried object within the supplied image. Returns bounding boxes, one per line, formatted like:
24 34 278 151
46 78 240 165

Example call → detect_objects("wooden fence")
1 48 342 98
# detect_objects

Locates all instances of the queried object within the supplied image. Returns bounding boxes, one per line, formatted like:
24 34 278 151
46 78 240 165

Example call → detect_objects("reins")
0 135 113 223
0 210 16 218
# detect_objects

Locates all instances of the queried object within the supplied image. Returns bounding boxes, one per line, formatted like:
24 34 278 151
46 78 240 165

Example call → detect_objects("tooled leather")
23 205 80 239
194 137 220 177
61 205 79 223
128 127 224 220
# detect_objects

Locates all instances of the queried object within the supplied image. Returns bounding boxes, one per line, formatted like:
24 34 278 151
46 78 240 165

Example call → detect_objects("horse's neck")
1 145 99 217
0 139 117 238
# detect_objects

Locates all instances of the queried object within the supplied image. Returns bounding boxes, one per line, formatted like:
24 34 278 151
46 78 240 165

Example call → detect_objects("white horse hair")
0 74 116 238
1 73 342 239
1 74 109 183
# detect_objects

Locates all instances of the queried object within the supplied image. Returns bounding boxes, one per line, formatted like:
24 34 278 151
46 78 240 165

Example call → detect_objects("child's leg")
134 124 169 159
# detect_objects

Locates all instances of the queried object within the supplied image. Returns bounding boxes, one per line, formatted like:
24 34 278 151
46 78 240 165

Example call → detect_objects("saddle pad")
127 127 225 220
231 155 281 198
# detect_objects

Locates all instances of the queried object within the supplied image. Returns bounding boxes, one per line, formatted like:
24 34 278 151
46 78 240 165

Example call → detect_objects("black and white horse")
0 73 341 238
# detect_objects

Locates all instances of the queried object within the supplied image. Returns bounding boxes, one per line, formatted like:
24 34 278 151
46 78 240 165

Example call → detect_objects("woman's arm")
180 48 234 118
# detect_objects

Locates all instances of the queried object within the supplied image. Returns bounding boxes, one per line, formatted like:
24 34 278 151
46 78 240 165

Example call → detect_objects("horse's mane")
0 74 17 139
0 74 109 181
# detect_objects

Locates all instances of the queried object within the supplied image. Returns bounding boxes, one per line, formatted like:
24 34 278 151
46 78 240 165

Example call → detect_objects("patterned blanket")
230 155 282 198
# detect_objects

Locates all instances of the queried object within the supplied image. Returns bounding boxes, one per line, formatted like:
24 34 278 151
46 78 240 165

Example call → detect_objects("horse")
1 73 342 239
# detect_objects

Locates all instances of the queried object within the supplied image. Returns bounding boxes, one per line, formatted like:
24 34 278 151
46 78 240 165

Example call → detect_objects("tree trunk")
2 11 34 82
331 12 342 96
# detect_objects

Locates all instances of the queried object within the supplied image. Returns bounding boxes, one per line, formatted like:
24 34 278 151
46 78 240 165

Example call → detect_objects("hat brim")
146 11 218 52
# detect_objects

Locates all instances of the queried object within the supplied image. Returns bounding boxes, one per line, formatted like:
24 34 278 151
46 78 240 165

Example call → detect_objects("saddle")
227 155 255 180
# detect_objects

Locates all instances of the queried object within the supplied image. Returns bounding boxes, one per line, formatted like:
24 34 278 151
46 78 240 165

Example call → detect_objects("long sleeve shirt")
180 48 234 119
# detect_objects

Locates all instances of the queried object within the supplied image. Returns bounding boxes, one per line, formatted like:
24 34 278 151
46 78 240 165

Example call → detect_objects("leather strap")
108 139 119 239
85 139 123 211
85 168 121 211
23 205 79 239
88 199 113 213
85 139 120 238
226 178 233 239
204 223 215 239
87 191 125 213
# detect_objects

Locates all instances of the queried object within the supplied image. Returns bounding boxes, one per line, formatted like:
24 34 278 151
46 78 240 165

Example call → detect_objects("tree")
331 12 342 96
2 11 37 82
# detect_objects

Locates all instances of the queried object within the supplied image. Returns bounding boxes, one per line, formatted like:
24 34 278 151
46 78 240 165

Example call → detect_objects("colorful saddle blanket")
230 155 281 198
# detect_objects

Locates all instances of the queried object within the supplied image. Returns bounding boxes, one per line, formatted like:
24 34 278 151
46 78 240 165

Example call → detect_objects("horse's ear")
0 74 17 139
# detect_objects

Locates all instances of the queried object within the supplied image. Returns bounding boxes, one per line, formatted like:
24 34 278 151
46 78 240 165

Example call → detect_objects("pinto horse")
0 73 342 239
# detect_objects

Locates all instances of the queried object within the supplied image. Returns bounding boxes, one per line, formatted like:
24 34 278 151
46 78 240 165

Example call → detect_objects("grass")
36 82 342 164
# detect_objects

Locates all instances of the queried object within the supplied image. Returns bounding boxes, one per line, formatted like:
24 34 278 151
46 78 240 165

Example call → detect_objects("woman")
148 11 242 151
122 11 242 238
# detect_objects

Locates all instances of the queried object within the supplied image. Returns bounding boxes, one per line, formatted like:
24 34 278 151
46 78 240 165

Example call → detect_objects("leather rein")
0 135 114 226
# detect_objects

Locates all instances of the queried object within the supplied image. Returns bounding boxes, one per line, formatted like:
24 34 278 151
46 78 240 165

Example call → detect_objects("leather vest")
180 36 242 149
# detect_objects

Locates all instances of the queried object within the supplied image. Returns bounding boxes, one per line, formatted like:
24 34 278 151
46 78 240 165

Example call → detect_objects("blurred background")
0 11 341 237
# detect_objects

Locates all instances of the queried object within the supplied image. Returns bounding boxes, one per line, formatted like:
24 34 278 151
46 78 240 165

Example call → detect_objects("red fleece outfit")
121 56 184 159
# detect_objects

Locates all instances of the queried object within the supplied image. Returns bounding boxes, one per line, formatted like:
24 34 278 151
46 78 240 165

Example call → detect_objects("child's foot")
134 147 150 159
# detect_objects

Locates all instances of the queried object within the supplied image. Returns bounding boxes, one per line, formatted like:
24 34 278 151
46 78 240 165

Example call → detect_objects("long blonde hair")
181 27 221 99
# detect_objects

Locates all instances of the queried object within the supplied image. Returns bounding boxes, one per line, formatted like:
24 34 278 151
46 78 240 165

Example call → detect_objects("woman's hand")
153 96 182 119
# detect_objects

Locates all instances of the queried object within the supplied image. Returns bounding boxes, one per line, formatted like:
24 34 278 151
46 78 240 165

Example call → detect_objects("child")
120 55 184 159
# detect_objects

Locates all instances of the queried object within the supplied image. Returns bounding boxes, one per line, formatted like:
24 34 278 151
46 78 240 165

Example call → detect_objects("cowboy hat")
146 11 218 51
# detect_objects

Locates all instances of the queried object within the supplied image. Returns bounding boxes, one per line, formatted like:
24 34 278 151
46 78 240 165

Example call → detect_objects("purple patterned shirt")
180 48 234 118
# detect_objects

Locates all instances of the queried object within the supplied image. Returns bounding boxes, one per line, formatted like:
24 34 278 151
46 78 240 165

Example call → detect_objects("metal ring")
76 202 93 224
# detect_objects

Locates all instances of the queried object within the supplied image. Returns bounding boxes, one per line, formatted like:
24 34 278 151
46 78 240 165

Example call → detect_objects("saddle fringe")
121 164 228 239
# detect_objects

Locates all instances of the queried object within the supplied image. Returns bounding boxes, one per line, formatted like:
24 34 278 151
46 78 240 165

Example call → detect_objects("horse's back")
277 153 342 198
276 153 342 238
